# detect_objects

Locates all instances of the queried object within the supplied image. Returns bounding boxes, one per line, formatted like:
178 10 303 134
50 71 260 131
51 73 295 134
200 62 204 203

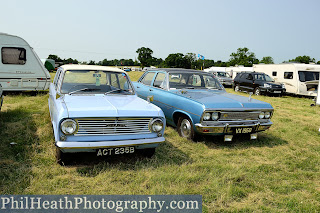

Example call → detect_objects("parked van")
253 63 320 97
0 33 51 91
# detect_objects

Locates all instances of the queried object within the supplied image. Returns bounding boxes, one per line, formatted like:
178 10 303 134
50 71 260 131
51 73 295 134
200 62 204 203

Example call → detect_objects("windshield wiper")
105 88 130 94
68 88 101 95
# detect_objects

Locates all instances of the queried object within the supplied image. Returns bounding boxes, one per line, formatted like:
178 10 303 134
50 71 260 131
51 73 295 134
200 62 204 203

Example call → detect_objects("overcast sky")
1 0 320 63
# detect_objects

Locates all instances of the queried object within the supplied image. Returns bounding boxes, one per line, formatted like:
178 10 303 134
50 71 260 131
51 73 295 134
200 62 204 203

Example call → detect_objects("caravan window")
284 72 293 79
1 47 26 65
298 71 319 82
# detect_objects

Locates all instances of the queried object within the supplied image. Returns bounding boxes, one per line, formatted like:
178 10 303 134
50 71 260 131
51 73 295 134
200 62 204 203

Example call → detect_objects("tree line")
48 47 320 70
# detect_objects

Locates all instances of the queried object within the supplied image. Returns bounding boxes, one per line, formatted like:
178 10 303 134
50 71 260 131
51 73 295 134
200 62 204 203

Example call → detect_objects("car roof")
148 68 209 74
60 65 125 73
239 71 265 75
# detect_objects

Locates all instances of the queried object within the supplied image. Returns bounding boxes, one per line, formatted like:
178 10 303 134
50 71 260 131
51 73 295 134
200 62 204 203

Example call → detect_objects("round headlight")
150 118 163 133
212 112 219 120
259 112 265 119
61 119 77 135
264 111 271 119
203 112 211 121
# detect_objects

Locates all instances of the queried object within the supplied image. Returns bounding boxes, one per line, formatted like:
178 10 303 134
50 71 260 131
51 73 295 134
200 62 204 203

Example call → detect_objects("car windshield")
60 70 134 95
168 72 223 90
254 73 274 82
217 72 231 78
298 71 320 82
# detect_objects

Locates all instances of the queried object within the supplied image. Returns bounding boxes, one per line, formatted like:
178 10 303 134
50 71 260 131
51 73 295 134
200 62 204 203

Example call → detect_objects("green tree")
229 47 259 67
184 53 197 69
288 55 316 64
164 53 187 68
136 47 153 67
260 56 274 64
48 54 62 62
88 60 96 65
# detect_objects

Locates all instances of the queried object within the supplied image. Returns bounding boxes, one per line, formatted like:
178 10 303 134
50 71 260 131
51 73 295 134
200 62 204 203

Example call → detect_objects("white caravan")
225 66 254 79
204 67 226 72
253 63 320 97
204 66 254 79
0 33 51 91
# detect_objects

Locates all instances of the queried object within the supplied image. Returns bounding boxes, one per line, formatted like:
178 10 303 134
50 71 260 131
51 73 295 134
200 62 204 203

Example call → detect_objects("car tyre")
56 147 70 166
177 116 197 141
254 87 261 96
234 84 240 92
140 148 156 158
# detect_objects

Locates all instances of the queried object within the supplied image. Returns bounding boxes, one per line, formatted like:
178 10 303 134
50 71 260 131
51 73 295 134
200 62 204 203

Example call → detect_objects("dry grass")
0 71 320 212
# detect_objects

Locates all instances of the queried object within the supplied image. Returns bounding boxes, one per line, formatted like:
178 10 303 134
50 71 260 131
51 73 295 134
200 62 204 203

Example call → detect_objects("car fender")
172 110 196 128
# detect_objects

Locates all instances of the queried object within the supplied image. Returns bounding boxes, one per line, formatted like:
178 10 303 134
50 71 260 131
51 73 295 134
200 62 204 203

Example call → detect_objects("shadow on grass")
201 132 288 150
72 142 191 177
0 108 39 193
3 90 48 96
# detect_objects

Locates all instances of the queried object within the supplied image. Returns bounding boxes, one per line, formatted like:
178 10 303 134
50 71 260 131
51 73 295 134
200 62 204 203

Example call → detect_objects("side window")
247 74 253 80
284 72 293 79
241 73 248 79
153 73 166 89
1 47 26 65
140 72 156 85
272 71 277 76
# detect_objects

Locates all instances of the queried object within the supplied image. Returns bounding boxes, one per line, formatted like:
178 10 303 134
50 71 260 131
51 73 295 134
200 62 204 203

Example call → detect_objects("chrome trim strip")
56 137 165 149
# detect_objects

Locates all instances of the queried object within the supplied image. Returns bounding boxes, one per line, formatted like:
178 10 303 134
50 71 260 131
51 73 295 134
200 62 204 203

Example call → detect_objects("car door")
238 73 248 91
148 72 172 114
135 71 157 100
241 73 254 92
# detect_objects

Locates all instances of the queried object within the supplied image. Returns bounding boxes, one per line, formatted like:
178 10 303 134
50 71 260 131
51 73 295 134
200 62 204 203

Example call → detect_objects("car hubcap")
235 85 239 92
255 89 260 95
180 119 191 138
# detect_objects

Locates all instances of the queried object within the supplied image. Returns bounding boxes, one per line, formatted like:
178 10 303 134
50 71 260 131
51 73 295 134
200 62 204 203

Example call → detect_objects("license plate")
273 91 281 93
235 127 253 134
97 147 135 156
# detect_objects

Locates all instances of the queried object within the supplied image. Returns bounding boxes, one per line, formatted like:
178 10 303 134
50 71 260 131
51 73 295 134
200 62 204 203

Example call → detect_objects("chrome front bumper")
195 121 272 134
56 137 165 151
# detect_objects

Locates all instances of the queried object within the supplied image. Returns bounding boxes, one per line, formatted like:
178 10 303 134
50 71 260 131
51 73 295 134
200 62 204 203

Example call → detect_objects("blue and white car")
133 68 274 142
49 65 165 164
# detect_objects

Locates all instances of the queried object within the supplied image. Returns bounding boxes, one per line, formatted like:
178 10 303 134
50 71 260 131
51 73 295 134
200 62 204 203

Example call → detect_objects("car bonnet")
62 94 162 118
175 90 273 109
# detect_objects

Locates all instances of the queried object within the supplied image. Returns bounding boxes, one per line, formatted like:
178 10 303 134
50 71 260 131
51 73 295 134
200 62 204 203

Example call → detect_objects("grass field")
0 71 320 212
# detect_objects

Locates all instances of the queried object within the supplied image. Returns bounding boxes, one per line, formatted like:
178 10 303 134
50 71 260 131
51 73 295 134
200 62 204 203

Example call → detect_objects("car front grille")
219 111 260 121
75 118 152 136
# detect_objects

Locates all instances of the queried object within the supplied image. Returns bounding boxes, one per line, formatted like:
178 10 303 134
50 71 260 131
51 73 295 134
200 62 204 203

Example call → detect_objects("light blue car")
133 68 274 142
48 65 165 165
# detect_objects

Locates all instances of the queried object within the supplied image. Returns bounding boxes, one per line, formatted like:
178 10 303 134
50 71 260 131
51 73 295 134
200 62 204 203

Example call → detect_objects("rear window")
1 47 26 65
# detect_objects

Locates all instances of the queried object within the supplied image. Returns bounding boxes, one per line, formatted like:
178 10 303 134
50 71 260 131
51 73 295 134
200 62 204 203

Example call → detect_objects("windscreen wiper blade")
69 88 101 95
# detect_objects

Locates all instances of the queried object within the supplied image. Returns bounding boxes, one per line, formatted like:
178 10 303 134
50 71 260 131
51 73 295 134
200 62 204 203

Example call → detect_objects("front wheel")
177 117 196 141
234 84 240 92
254 87 261 96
